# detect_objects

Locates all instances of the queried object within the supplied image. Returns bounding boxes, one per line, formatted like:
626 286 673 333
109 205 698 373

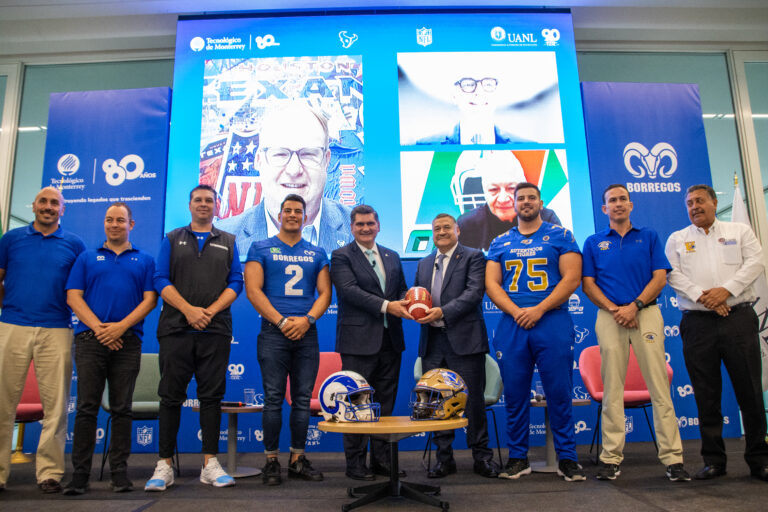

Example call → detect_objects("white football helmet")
319 371 381 422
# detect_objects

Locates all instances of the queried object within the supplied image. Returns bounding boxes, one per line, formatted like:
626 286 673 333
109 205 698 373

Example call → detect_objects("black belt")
683 302 752 316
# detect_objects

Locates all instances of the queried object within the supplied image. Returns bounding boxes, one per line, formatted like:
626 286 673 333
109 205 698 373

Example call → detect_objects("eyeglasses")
262 147 326 168
454 77 498 93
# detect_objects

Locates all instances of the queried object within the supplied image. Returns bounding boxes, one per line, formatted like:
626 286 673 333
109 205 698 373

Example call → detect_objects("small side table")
530 398 591 473
193 404 263 478
320 416 467 511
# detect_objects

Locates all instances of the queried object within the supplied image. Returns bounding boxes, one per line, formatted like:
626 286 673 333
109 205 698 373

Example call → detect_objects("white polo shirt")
665 218 764 311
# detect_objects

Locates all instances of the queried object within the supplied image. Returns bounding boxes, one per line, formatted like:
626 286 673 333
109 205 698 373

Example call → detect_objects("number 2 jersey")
247 236 329 317
487 222 581 310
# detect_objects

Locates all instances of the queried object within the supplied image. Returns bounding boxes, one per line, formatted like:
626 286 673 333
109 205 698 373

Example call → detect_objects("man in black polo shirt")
145 185 243 491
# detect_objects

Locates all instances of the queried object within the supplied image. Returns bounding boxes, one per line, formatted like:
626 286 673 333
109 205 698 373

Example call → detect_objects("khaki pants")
0 322 73 485
596 306 683 466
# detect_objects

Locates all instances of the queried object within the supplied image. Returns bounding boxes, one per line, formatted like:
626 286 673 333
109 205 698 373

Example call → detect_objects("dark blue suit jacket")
330 242 408 355
414 243 489 357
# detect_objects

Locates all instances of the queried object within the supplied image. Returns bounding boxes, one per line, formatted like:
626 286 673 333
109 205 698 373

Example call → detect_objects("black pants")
71 330 141 478
158 332 231 458
680 306 768 470
422 327 491 464
341 330 401 471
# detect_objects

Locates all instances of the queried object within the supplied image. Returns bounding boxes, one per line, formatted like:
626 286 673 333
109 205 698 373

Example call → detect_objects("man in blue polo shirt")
145 184 243 491
582 184 689 482
0 186 85 493
245 193 331 486
62 202 157 495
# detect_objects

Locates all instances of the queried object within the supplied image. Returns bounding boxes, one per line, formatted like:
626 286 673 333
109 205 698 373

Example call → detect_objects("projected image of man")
216 103 354 256
457 151 561 251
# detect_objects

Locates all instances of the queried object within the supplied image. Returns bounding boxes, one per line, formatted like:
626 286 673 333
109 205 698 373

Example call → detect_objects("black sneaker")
666 463 691 482
596 461 620 480
110 472 134 492
557 459 586 482
499 458 531 480
288 455 324 481
62 474 89 495
262 458 282 486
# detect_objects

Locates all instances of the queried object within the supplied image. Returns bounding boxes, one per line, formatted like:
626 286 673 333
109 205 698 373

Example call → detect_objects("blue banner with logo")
27 88 171 454
579 82 741 441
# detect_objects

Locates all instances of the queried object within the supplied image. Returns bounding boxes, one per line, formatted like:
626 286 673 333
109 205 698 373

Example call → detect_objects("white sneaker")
145 459 174 491
200 457 235 487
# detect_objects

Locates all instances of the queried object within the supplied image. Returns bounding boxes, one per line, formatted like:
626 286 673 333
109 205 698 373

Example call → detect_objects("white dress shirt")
429 243 457 327
665 218 764 311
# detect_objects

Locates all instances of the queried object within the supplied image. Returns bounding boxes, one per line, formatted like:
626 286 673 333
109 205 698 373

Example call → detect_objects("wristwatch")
633 299 645 310
306 314 316 325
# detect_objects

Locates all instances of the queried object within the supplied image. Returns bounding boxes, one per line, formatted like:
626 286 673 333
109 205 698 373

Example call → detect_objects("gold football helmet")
410 368 468 420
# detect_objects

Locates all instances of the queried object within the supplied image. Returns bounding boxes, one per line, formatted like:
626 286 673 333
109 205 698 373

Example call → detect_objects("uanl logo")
489 26 538 46
623 142 681 194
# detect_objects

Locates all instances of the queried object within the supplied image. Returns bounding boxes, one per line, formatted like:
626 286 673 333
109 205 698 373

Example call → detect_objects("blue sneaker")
200 457 235 487
145 459 174 491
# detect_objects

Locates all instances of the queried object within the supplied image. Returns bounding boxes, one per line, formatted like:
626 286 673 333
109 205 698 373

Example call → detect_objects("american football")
405 286 432 320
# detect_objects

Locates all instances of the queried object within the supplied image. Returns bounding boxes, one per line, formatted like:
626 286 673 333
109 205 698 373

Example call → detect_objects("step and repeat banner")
19 19 747 456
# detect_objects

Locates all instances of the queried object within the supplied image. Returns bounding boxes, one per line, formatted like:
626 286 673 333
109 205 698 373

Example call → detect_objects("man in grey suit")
414 213 500 478
330 204 412 481
216 103 354 257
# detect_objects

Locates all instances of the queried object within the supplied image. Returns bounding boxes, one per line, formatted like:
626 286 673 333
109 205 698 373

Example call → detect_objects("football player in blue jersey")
244 193 332 486
485 182 586 482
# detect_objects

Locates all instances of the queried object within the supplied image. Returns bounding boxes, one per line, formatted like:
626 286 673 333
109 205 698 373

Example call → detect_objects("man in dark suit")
330 204 412 481
414 213 500 478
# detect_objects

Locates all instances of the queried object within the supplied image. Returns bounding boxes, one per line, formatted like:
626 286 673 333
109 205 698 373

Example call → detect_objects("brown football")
405 286 433 320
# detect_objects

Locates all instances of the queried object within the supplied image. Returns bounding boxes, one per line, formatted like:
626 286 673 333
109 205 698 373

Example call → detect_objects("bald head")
32 186 65 233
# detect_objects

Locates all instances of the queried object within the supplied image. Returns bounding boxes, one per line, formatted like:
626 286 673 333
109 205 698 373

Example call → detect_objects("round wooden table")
193 404 263 477
319 416 467 511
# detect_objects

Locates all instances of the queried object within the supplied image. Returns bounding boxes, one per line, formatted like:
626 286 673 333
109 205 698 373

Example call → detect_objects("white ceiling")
0 0 766 59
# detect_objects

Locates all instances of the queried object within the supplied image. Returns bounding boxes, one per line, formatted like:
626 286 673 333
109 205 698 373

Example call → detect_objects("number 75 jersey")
487 222 581 309
246 235 329 317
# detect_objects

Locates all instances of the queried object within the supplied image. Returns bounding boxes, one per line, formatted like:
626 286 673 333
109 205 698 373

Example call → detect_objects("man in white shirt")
665 184 768 482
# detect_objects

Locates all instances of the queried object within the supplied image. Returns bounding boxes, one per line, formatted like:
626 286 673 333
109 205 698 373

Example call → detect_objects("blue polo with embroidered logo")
582 225 670 305
0 223 85 327
66 244 155 336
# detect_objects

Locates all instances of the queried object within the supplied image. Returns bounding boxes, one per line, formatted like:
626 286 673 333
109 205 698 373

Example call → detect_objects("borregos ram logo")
623 142 682 194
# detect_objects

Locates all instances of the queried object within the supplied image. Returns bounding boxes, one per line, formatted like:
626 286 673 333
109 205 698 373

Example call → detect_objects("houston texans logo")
339 31 358 48
573 326 590 344
623 142 678 179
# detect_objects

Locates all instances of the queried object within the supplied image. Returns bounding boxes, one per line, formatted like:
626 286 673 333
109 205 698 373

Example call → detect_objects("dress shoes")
694 465 727 480
372 463 406 478
38 479 62 493
473 459 501 478
345 466 375 481
427 460 457 479
750 465 768 482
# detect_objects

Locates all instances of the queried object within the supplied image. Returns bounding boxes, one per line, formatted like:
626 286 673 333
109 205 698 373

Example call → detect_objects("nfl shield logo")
136 426 153 446
624 416 634 434
416 27 432 47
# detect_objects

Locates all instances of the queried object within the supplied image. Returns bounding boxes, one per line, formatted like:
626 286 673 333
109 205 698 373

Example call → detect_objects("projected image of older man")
216 103 354 256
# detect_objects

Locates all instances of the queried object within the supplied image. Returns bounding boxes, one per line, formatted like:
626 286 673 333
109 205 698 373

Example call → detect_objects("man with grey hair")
457 150 560 250
665 184 768 481
217 102 354 256
0 186 86 493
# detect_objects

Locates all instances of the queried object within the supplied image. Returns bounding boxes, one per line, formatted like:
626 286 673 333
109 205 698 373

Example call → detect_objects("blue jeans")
257 323 319 453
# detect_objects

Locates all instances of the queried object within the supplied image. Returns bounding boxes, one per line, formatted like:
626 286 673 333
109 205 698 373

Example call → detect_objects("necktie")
365 249 387 327
432 253 446 307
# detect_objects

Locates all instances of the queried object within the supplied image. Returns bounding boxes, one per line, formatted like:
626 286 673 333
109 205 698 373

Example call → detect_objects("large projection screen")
168 9 594 257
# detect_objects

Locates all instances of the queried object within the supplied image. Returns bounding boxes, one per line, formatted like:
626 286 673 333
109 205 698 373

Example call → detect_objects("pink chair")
13 363 44 463
286 352 343 415
579 344 673 462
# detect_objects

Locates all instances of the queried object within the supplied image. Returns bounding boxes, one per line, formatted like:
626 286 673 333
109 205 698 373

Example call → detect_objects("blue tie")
432 253 446 307
365 249 387 327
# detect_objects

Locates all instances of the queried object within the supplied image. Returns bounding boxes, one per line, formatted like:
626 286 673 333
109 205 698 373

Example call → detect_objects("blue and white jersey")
247 236 329 317
488 222 580 309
